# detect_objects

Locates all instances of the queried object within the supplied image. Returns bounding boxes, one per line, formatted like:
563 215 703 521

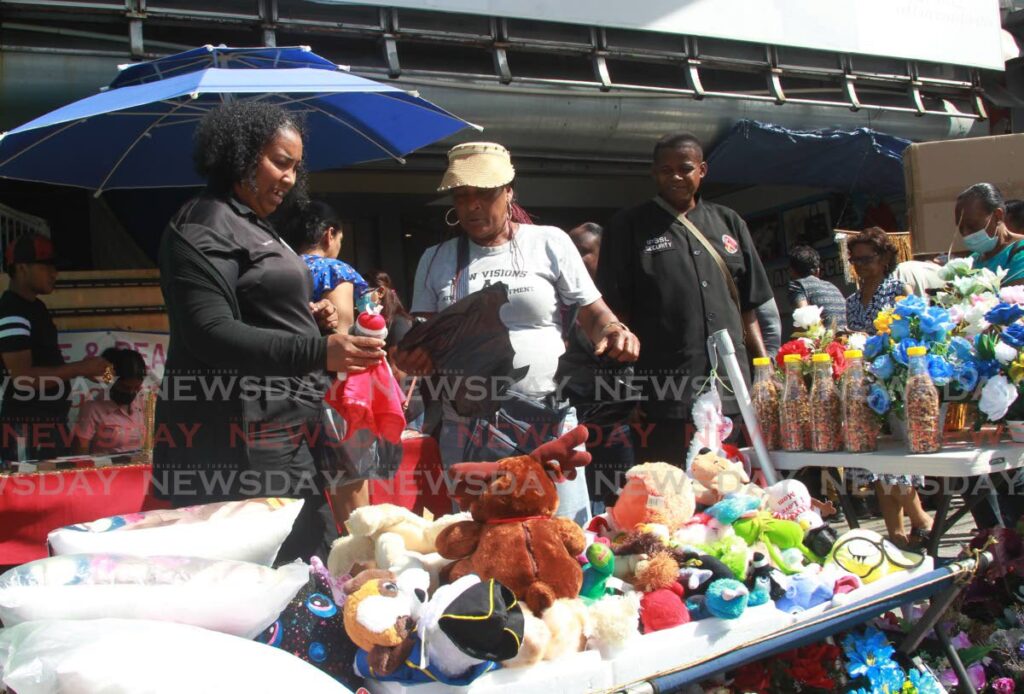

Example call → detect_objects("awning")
706 120 912 197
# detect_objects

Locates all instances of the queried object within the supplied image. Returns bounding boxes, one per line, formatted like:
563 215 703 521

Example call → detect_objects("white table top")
743 438 1024 478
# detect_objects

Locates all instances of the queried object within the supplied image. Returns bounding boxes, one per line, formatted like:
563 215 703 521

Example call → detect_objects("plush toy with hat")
356 575 524 685
328 504 468 591
435 427 590 615
342 569 428 676
687 447 751 507
325 304 407 443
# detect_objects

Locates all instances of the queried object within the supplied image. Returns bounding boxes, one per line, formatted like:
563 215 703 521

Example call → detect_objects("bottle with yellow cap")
780 353 810 451
905 345 941 453
751 356 781 450
841 349 877 452
809 353 842 451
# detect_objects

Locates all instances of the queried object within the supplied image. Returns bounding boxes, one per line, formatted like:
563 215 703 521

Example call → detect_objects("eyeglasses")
848 253 880 265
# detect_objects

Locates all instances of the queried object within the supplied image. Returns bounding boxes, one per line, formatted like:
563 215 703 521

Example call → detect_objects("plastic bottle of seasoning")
780 354 810 451
809 353 842 452
905 345 941 453
751 357 781 450
841 349 878 452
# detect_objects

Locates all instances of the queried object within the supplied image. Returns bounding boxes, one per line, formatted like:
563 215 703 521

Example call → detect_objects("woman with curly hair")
155 101 386 563
844 227 914 333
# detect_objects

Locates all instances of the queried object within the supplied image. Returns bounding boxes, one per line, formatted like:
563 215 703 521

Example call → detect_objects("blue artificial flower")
920 306 954 342
894 338 925 367
868 384 891 415
927 355 955 386
908 667 945 694
977 359 1001 380
894 294 927 318
869 354 896 381
1003 323 1024 349
842 627 897 679
890 317 911 340
871 662 909 693
950 336 977 364
865 334 889 359
985 302 1024 326
955 363 980 392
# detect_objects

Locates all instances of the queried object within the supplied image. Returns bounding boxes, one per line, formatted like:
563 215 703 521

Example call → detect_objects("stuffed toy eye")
381 581 399 595
305 592 338 618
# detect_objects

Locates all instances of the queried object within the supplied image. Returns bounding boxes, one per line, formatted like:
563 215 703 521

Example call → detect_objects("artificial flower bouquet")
777 304 853 379
864 259 1024 425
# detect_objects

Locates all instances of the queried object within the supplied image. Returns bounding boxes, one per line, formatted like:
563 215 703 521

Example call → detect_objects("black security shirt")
0 290 70 423
597 197 773 417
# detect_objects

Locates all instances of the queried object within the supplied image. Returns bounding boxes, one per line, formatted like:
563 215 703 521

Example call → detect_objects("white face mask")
962 216 998 254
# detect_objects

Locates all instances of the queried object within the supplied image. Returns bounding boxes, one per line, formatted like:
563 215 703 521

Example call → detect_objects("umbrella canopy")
108 45 339 88
0 46 476 192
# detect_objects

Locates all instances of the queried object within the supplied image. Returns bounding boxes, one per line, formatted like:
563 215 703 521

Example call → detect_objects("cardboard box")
904 133 1024 254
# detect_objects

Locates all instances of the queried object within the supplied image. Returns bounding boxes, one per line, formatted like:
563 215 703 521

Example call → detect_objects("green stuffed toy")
697 535 750 581
579 543 615 604
733 511 821 575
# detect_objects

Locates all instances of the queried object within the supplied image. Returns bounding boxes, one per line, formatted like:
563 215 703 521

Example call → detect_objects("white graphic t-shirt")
411 224 601 398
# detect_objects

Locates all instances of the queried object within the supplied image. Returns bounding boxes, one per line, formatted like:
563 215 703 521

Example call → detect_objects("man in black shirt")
597 133 773 465
0 234 111 461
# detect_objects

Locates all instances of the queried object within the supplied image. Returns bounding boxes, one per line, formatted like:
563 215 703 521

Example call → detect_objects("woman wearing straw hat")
398 142 639 524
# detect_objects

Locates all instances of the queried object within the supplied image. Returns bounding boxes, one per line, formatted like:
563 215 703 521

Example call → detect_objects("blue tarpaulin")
706 120 912 197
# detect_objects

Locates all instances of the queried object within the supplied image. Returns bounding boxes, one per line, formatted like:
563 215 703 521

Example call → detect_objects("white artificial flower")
996 341 1019 365
977 268 1008 294
792 305 823 330
979 374 1019 422
939 256 974 281
963 303 992 337
847 332 868 351
952 276 980 297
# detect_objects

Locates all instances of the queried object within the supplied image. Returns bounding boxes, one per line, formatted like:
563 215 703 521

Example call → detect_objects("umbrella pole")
709 329 779 486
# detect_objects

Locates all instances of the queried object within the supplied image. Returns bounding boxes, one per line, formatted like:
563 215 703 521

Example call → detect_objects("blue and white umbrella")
0 45 477 193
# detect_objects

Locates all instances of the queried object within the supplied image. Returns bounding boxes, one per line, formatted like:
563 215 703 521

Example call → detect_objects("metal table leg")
928 492 951 559
837 487 861 530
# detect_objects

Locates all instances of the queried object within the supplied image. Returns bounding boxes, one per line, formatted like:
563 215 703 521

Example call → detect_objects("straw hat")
437 142 515 192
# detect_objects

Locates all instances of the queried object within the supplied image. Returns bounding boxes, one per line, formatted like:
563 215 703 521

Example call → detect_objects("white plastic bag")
0 619 353 694
0 555 307 639
47 497 303 566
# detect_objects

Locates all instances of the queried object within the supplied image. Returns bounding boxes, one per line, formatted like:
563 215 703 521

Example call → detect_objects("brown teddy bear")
434 427 590 615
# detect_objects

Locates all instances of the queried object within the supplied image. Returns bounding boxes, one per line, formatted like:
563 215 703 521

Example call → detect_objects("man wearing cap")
597 132 772 465
0 233 111 461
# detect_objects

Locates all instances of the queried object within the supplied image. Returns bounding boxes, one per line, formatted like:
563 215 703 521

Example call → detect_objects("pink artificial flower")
949 305 965 325
951 631 972 649
1002 286 1024 305
993 677 1016 694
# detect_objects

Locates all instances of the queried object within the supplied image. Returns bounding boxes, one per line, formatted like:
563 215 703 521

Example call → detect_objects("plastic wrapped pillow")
0 619 353 694
47 497 304 566
0 555 307 639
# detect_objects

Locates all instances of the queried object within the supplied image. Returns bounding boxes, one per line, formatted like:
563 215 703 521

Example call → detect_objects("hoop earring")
444 207 460 227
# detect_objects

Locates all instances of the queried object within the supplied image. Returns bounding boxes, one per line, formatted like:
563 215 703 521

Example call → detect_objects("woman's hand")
326 333 386 374
594 324 640 362
393 346 434 377
310 300 339 334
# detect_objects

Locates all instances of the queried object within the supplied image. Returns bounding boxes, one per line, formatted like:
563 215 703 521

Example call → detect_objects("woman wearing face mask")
955 183 1024 285
397 142 640 525
73 348 147 456
844 227 914 334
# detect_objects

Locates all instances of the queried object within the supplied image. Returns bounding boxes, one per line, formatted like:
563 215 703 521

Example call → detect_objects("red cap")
5 234 56 267
355 312 387 339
